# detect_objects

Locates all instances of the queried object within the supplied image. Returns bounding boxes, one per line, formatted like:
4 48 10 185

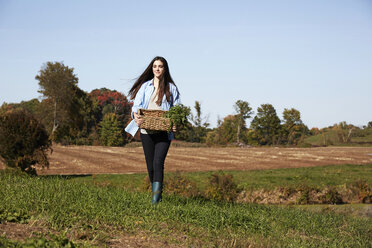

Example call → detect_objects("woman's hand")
133 112 144 126
172 125 177 133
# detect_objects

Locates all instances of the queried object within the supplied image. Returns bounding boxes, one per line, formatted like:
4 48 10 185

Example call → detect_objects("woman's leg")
140 133 155 183
151 132 171 204
152 132 171 184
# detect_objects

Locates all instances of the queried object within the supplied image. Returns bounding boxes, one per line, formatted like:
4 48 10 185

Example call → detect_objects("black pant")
140 132 171 184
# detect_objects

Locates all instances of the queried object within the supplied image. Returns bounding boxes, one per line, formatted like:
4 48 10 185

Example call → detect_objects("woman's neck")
153 77 160 89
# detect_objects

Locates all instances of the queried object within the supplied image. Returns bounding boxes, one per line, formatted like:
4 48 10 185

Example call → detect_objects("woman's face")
152 60 165 79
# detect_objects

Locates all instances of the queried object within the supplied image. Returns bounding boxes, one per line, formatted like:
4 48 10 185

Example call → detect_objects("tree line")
1 62 132 146
201 102 309 146
1 61 372 148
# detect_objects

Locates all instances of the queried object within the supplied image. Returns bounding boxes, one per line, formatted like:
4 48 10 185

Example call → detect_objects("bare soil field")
1 145 370 175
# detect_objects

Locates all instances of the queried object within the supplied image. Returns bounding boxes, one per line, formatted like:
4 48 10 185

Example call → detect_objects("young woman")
125 56 180 204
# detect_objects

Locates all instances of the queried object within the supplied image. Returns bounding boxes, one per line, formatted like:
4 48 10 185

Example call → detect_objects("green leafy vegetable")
164 104 191 131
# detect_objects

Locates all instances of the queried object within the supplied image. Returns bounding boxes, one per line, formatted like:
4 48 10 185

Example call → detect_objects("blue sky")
1 0 371 128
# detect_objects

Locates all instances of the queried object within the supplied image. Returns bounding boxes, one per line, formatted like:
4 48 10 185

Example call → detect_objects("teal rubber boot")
152 182 162 204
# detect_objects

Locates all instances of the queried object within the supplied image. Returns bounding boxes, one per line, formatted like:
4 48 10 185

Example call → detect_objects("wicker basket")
138 109 171 131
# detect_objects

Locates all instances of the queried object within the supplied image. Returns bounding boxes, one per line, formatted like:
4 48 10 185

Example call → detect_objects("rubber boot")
152 181 162 204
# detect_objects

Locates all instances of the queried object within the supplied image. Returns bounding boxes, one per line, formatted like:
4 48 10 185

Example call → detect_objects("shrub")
142 172 200 198
296 185 313 204
204 172 240 202
348 180 372 203
0 109 52 174
164 171 200 198
321 186 343 204
297 189 310 204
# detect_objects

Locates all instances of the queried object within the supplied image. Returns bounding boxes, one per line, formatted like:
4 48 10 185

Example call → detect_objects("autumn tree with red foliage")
90 88 132 119
89 88 132 145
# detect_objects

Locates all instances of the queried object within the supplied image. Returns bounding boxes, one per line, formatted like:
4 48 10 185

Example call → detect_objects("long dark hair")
128 56 178 105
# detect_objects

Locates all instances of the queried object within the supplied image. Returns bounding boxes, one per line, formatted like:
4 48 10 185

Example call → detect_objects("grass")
70 164 372 192
289 204 371 219
303 128 372 147
0 233 76 247
0 168 371 247
125 140 208 148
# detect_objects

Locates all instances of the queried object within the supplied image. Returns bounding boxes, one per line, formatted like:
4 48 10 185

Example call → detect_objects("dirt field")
2 145 370 175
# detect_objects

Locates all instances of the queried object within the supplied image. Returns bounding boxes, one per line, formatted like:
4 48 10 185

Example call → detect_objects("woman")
125 56 181 204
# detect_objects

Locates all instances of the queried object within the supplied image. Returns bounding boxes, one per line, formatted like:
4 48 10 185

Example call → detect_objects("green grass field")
303 128 372 147
1 164 371 247
70 163 372 192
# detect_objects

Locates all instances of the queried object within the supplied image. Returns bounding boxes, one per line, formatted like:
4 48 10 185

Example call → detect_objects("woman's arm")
131 83 146 119
171 84 181 106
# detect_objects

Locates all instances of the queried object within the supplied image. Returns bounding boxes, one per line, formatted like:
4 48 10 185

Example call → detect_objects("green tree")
36 62 79 137
63 87 98 144
0 109 52 175
191 101 209 128
282 108 308 145
368 121 372 128
36 62 99 145
99 113 124 146
250 104 281 145
234 100 253 143
206 118 222 146
0 102 9 115
283 108 302 127
181 101 210 142
0 99 42 117
335 121 355 144
206 115 239 145
16 99 41 115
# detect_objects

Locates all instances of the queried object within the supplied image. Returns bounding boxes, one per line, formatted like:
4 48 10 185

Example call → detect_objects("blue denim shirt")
124 80 181 139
